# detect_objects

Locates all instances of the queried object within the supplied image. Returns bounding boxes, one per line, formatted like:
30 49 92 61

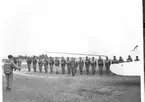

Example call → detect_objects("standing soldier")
134 56 140 61
90 57 97 75
98 56 104 75
44 58 49 73
3 55 21 92
118 56 124 63
66 57 71 74
74 58 78 74
38 58 43 73
17 58 22 71
85 56 90 75
78 57 84 75
126 55 133 62
54 57 60 74
70 58 76 76
49 57 54 74
112 56 118 64
26 57 32 72
61 57 66 74
32 56 37 72
105 57 111 75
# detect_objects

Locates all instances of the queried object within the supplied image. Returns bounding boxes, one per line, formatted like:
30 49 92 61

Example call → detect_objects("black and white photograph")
1 0 144 102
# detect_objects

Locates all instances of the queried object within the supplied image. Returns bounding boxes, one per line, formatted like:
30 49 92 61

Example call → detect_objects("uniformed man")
98 56 104 75
44 58 49 73
66 57 71 74
126 55 133 62
61 57 66 74
3 55 21 92
85 56 90 75
38 58 43 73
54 57 60 74
17 58 22 71
78 57 84 75
49 57 54 74
105 57 111 75
70 58 76 76
118 56 124 63
74 58 78 74
26 57 32 72
90 57 96 75
112 56 118 64
134 56 140 61
32 56 37 72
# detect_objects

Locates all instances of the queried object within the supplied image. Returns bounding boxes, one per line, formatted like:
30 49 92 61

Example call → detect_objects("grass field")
3 64 141 102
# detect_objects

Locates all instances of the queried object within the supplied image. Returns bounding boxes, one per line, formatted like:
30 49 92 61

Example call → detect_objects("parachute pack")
3 60 13 75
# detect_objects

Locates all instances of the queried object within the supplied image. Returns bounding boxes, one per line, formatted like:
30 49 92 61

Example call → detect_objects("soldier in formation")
90 57 96 75
98 56 104 75
78 57 84 75
105 57 111 75
32 56 37 72
70 58 76 76
61 57 66 74
49 57 54 74
85 56 90 75
38 58 43 73
26 57 32 72
54 57 60 74
66 57 71 74
127 55 133 62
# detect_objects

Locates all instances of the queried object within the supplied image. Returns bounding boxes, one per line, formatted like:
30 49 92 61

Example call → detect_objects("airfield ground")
3 65 141 102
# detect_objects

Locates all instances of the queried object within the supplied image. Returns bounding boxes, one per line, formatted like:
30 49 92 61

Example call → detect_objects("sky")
1 0 143 59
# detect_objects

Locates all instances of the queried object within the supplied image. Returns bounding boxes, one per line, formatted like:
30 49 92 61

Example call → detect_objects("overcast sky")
1 0 143 59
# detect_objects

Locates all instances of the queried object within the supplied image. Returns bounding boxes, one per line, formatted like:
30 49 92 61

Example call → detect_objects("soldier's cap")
8 55 13 59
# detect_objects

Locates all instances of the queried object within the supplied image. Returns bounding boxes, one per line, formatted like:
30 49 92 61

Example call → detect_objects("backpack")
3 61 13 75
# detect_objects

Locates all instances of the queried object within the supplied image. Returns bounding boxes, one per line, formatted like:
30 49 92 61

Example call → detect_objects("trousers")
5 73 13 88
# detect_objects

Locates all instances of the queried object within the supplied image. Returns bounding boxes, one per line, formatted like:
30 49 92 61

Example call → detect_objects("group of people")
25 55 140 76
2 54 140 92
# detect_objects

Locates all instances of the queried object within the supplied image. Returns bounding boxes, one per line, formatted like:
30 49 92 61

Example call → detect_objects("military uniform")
54 58 60 74
112 56 118 64
90 57 96 75
135 56 140 61
61 58 66 74
98 57 104 75
118 57 124 63
70 58 76 76
49 58 54 74
32 57 37 72
85 57 90 75
78 58 84 74
38 59 43 72
127 55 133 62
105 57 111 75
3 55 20 92
44 58 49 73
66 57 71 74
74 60 78 74
26 58 32 72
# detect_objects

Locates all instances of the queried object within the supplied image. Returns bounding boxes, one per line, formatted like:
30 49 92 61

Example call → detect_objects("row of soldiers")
26 55 140 76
